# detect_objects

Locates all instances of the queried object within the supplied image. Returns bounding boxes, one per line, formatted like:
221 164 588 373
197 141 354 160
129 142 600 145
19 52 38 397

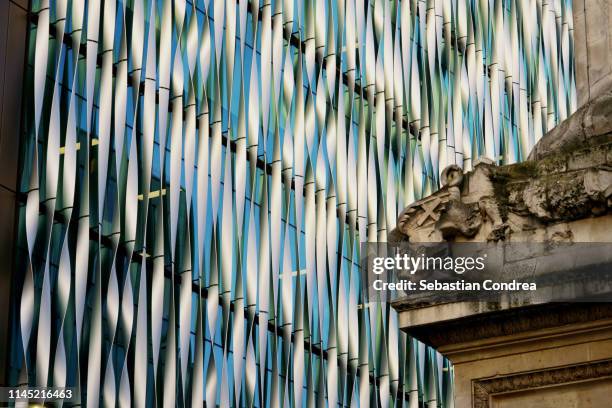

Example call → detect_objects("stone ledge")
394 302 612 349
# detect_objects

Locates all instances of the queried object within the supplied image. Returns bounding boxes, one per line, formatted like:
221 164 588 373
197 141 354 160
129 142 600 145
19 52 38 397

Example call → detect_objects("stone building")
390 0 612 407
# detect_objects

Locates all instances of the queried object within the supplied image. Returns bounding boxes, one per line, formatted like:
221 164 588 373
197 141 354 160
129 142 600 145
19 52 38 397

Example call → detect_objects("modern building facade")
5 0 575 406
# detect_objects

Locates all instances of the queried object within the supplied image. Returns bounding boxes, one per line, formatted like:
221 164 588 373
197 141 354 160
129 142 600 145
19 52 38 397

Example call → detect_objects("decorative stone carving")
391 139 612 243
435 199 482 239
440 164 463 199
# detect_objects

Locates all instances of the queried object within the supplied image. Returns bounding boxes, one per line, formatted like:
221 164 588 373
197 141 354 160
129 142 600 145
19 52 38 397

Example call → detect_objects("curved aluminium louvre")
9 0 575 406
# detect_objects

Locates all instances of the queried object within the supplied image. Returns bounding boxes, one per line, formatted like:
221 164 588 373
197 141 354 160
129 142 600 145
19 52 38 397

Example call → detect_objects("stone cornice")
403 303 612 348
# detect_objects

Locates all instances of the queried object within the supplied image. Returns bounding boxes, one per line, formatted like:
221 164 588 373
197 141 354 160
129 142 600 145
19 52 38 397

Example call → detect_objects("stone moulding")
472 359 612 408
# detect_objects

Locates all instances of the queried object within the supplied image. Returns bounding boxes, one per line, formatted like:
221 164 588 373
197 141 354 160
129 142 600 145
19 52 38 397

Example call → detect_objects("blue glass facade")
8 0 574 406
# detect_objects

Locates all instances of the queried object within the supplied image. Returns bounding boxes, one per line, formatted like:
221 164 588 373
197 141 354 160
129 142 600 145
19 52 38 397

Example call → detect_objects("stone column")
573 0 612 106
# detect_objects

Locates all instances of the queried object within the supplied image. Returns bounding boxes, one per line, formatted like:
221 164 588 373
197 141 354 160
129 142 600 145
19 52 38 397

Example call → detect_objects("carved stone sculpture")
391 138 612 243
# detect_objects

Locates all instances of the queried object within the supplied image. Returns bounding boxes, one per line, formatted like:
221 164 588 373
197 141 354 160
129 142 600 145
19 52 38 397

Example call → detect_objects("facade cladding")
8 0 575 406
